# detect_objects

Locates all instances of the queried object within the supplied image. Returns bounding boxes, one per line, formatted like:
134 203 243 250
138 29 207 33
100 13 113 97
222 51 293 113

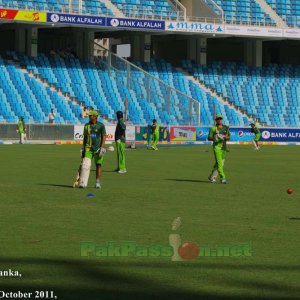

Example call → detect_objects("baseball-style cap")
215 114 223 120
88 110 99 117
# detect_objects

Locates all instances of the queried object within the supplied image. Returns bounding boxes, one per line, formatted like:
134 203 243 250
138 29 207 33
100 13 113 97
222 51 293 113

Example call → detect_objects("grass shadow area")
1 258 300 300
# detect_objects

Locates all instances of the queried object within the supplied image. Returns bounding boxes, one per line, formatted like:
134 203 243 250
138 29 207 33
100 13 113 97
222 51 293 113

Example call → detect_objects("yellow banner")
14 11 46 22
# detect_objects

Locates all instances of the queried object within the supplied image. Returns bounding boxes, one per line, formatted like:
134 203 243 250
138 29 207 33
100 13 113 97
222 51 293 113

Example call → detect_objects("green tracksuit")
208 125 230 180
151 123 160 149
83 122 106 165
17 120 26 134
115 119 126 170
251 126 261 141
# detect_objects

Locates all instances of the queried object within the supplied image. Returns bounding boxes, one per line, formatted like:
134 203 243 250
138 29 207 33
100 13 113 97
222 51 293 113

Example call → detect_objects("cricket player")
79 111 106 189
151 119 160 150
115 111 127 173
250 123 261 150
16 117 26 144
146 124 153 149
208 114 230 184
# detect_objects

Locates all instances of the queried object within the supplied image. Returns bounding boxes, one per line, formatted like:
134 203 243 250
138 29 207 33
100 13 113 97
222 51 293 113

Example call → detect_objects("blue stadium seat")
186 60 300 127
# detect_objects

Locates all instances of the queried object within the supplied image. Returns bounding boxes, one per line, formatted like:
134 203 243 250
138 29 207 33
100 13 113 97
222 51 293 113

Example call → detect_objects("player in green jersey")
79 111 106 189
250 123 261 150
208 114 230 184
151 119 160 150
115 111 127 173
16 117 26 144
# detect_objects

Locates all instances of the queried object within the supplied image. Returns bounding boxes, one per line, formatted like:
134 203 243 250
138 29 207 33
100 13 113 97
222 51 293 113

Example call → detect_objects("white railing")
168 0 186 20
115 5 185 21
93 43 201 125
201 0 224 20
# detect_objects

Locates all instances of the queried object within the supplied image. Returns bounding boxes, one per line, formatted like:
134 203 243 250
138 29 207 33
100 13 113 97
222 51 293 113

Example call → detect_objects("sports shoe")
95 181 101 189
221 179 227 184
118 169 127 174
79 185 85 189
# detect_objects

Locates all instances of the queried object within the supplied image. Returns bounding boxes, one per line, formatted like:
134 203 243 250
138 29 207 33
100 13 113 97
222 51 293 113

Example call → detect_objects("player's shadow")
38 183 73 188
288 217 300 221
166 179 211 184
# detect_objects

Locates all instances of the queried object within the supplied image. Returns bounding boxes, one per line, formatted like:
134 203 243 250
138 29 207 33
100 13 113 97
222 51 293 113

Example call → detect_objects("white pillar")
244 40 253 66
15 27 26 53
196 37 207 65
187 37 197 61
83 31 95 61
131 35 141 61
254 40 262 67
26 27 38 57
143 34 151 63
244 40 262 67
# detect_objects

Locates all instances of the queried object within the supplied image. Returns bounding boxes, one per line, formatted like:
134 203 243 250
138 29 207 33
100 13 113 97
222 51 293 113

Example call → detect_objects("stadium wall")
1 124 300 144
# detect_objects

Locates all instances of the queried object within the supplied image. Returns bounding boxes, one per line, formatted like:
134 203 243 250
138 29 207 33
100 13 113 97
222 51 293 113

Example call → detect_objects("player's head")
215 114 223 125
116 111 123 120
250 123 255 127
19 116 24 120
152 119 157 124
88 110 98 123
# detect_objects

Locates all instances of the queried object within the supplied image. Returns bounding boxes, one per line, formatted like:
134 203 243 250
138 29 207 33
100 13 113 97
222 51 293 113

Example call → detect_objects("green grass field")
0 144 299 300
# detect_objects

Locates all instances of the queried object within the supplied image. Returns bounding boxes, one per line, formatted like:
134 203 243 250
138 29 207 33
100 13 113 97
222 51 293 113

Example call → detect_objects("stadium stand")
265 0 300 27
2 52 250 126
214 0 276 25
11 52 203 124
184 60 300 127
137 59 250 126
0 55 84 124
110 0 180 19
0 0 114 16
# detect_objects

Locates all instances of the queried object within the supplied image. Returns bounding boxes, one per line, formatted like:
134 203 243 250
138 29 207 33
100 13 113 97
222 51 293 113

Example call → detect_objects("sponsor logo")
110 18 119 27
50 13 59 23
262 131 271 139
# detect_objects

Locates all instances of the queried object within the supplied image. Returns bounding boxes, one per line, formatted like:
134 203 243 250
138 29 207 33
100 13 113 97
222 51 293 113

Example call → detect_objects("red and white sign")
74 125 134 141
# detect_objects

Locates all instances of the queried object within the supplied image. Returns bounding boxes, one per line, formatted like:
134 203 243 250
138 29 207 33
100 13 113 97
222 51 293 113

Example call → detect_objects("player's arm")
82 125 87 150
224 127 230 141
124 96 128 123
101 134 106 148
101 125 106 148
121 121 126 139
208 127 214 141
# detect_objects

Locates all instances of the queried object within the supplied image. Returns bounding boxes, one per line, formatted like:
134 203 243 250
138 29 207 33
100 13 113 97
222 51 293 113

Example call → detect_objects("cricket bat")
73 159 83 188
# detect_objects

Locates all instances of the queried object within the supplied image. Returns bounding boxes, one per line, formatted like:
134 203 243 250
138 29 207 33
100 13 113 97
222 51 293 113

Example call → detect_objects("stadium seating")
265 0 300 27
12 53 202 125
0 55 84 124
185 60 300 127
137 59 250 126
214 0 276 25
110 0 180 19
0 0 114 16
2 53 250 126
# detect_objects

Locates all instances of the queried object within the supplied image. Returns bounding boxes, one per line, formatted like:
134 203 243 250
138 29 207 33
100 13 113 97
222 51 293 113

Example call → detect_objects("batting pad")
79 157 92 187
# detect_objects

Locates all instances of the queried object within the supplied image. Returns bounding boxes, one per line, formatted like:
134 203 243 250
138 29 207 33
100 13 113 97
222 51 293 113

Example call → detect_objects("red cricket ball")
287 188 294 194
178 241 199 260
